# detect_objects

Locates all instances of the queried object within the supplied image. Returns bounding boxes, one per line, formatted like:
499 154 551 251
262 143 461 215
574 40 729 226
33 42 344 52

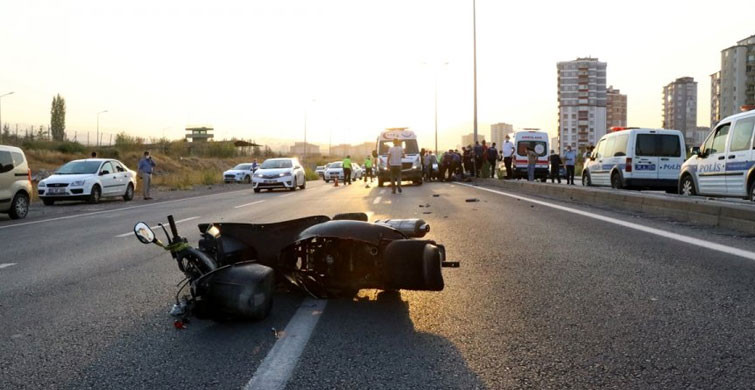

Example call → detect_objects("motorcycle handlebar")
167 215 179 241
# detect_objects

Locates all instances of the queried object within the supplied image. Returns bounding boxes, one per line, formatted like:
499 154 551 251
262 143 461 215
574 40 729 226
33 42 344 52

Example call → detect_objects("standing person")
251 159 259 172
473 141 483 178
423 151 433 181
429 151 438 181
138 151 156 200
387 139 404 193
502 135 514 179
549 149 562 184
363 155 373 183
342 155 353 185
563 145 577 185
487 142 498 178
526 147 538 182
452 150 462 179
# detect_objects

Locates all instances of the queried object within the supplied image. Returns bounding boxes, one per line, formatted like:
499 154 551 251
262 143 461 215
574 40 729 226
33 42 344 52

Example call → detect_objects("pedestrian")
452 149 462 179
138 151 156 200
342 155 352 185
251 159 258 172
487 142 498 178
526 147 538 182
502 135 514 179
364 155 374 183
91 152 97 158
387 139 404 193
549 149 562 184
423 151 433 181
473 141 483 178
563 145 577 185
429 151 438 181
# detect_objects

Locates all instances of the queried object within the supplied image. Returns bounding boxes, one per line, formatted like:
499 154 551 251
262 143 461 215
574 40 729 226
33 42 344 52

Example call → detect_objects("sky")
1 0 753 151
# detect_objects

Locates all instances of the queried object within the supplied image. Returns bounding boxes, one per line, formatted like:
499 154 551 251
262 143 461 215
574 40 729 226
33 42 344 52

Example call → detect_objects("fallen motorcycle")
133 212 458 321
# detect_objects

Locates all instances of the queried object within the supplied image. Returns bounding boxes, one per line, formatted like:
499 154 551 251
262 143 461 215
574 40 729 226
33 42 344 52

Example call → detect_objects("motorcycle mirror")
134 222 156 244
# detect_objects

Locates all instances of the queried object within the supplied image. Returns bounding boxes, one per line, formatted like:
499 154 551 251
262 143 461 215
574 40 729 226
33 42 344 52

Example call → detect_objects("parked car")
679 107 755 201
324 161 357 182
38 158 137 204
252 158 306 193
582 127 685 192
223 163 257 183
0 145 32 219
352 163 363 179
315 164 327 179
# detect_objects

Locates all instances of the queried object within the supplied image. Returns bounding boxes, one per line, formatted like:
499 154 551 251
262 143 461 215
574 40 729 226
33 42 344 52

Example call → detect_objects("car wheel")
88 185 101 204
42 198 55 206
8 192 29 220
123 183 134 201
254 188 261 193
325 179 330 183
244 175 251 184
610 172 623 189
290 177 298 191
749 180 755 202
680 175 696 196
300 178 306 190
582 172 592 186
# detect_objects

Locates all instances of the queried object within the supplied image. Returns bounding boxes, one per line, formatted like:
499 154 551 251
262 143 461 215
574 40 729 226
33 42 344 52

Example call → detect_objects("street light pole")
472 0 478 143
433 62 449 156
0 91 15 137
96 110 108 146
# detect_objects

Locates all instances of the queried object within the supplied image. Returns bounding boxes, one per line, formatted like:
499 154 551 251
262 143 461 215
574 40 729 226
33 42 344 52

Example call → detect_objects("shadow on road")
286 290 487 389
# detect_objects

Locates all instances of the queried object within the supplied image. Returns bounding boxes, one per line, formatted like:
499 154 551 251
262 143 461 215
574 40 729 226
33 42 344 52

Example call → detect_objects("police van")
375 128 423 186
582 127 685 191
511 130 549 181
679 107 755 201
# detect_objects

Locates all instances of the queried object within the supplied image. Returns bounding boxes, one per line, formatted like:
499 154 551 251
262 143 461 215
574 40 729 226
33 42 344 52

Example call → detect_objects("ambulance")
511 130 550 181
375 128 423 186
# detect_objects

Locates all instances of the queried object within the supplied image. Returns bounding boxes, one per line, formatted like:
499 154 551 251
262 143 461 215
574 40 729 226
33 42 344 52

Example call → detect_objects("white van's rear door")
632 133 660 181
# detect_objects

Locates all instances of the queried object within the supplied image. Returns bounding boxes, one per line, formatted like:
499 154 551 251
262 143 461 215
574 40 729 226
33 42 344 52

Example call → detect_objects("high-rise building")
461 133 484 148
490 122 513 148
557 57 607 154
710 35 755 126
606 86 627 130
662 77 698 143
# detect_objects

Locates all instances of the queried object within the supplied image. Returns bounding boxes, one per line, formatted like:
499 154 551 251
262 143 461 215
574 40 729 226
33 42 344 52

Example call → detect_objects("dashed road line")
460 183 755 262
0 263 17 270
372 196 382 205
234 200 266 209
115 216 201 238
244 298 326 390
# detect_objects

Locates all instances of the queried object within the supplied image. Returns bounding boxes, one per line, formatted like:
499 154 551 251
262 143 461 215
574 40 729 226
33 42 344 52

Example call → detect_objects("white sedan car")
223 163 257 183
38 158 137 205
252 158 306 193
323 161 358 182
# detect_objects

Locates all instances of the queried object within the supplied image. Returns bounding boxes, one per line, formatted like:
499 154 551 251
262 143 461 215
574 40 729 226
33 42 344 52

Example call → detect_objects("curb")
476 178 755 235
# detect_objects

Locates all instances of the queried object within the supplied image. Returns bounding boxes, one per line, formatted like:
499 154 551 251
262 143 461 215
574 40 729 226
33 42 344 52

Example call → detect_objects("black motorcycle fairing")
197 216 331 267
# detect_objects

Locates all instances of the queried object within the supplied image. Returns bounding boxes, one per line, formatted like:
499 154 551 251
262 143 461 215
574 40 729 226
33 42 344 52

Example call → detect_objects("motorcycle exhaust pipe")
374 219 430 238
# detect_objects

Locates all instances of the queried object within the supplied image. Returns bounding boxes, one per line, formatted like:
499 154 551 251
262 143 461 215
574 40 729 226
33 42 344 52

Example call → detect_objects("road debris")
465 198 480 202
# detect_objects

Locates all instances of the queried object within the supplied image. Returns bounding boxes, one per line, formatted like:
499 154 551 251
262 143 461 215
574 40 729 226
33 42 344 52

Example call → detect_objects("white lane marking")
379 189 386 195
279 193 295 198
459 183 755 262
0 263 17 270
244 298 326 390
0 189 254 231
234 200 266 209
372 196 382 205
115 216 201 238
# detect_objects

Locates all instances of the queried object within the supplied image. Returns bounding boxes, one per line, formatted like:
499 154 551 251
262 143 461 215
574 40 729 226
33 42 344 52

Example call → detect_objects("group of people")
540 145 577 185
422 137 517 182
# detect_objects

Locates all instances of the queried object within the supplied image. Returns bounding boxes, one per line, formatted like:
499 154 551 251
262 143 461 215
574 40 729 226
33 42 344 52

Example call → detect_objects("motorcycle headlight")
71 180 85 186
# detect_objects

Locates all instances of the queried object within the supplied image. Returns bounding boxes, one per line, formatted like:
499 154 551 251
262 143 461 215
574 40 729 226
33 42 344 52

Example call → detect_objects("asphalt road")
3 179 755 389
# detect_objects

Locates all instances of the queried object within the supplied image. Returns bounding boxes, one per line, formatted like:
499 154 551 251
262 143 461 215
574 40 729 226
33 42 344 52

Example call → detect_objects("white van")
582 127 685 192
0 145 32 219
376 128 423 186
679 107 755 201
511 130 549 181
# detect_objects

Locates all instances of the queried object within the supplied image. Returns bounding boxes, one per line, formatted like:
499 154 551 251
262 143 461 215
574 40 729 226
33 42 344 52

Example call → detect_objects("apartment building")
490 122 513 148
557 57 607 154
710 35 755 126
662 77 698 142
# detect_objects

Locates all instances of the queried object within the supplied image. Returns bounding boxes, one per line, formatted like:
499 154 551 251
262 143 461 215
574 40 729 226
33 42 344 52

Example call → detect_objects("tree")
50 94 66 141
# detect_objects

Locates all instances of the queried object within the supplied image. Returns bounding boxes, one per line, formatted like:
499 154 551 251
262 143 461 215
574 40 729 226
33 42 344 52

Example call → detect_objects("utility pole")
0 92 14 138
472 0 478 143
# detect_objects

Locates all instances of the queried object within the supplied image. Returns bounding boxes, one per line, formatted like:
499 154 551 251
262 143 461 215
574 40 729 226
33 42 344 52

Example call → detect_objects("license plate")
48 188 66 194
264 180 277 183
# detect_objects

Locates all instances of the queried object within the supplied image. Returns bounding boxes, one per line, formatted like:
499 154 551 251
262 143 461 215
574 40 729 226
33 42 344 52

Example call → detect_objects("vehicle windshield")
517 141 547 157
55 160 101 175
233 164 252 170
260 159 293 169
329 162 342 168
378 139 419 155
